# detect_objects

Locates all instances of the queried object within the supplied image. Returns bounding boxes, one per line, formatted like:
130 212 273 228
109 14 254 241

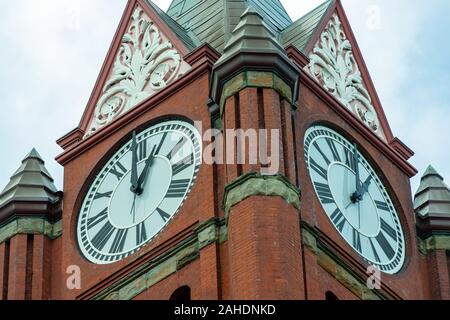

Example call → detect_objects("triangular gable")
79 0 192 139
303 0 393 142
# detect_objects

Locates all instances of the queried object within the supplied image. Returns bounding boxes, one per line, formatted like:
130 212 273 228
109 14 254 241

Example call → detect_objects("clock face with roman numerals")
304 126 405 274
77 120 202 264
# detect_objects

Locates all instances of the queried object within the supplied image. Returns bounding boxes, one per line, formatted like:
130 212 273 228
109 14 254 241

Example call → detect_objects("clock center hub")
108 155 172 229
328 163 380 237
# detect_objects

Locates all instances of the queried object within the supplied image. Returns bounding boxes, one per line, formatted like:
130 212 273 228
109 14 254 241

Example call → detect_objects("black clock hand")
351 143 363 203
136 145 157 194
360 175 372 198
130 193 137 224
130 131 138 193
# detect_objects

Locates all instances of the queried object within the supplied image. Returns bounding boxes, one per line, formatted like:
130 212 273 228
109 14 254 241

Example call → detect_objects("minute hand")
353 143 361 194
130 131 138 193
136 145 157 194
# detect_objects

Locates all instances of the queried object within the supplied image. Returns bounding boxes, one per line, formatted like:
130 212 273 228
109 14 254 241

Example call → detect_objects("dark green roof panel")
281 0 333 51
145 0 199 50
166 0 333 54
247 0 292 32
166 0 293 53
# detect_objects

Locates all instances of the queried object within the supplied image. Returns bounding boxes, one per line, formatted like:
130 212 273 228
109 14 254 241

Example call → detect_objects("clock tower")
0 0 448 300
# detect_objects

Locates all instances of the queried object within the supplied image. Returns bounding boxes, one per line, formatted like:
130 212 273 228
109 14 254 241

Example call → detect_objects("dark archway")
325 291 339 300
169 286 191 301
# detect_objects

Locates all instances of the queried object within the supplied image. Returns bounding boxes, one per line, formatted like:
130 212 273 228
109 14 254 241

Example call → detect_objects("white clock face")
77 120 202 264
304 126 405 274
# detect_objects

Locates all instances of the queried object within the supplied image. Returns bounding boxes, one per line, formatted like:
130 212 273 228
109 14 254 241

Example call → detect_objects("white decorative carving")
307 14 383 138
85 7 190 138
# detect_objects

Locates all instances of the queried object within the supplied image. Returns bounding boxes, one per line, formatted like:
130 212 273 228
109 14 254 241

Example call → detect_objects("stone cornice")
219 70 294 114
0 216 62 244
417 233 450 255
222 173 301 222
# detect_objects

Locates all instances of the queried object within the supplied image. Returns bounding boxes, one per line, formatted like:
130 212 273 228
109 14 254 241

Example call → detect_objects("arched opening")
325 291 339 300
170 286 191 301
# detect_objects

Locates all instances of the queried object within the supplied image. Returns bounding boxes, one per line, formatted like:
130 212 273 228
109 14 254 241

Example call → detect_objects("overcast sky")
0 0 449 195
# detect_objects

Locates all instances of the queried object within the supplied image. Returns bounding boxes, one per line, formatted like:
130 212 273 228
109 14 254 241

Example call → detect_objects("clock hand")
136 145 157 194
351 143 363 203
130 131 139 193
359 175 372 199
130 193 137 224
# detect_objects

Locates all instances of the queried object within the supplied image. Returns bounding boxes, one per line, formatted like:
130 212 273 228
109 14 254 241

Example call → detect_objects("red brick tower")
0 0 448 300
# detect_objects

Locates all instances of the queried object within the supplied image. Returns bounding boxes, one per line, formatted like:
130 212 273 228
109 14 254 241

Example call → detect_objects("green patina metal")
0 217 62 244
418 234 450 255
222 172 301 221
219 71 293 114
96 218 227 300
167 0 292 53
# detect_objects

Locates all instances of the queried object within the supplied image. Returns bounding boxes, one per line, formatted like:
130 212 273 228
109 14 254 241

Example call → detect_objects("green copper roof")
166 0 293 53
280 0 333 51
146 0 200 50
0 148 60 209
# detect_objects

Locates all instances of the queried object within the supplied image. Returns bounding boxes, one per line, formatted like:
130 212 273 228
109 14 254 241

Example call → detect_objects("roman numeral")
380 218 397 240
136 222 147 245
94 191 112 200
353 229 362 252
344 149 357 172
91 221 115 251
137 140 147 162
326 138 341 162
369 238 381 263
172 153 193 176
110 229 128 254
375 200 390 212
310 158 328 181
87 208 108 230
375 231 395 260
314 182 334 204
155 132 168 155
166 179 190 198
330 208 346 232
313 141 330 166
156 208 171 222
167 136 188 160
110 161 127 181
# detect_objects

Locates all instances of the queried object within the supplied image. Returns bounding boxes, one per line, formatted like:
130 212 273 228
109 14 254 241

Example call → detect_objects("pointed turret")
0 149 62 300
414 165 450 238
210 6 300 116
0 148 61 222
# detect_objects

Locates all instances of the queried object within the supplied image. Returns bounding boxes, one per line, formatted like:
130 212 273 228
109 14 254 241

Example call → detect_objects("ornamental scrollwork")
308 14 382 137
85 7 187 137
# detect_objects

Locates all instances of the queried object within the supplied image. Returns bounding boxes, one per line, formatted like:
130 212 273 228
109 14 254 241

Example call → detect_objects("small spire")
0 148 59 210
414 165 450 218
422 165 443 180
22 148 44 163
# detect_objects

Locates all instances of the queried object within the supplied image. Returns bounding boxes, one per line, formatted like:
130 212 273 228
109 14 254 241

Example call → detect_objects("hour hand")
360 175 372 196
136 145 157 194
130 131 139 193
